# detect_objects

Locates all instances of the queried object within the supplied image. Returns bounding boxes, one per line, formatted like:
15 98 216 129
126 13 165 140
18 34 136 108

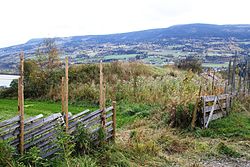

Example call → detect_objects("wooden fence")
200 94 231 128
0 104 116 159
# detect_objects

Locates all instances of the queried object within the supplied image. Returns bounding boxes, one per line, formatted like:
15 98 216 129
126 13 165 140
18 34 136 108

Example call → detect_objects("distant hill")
1 23 250 70
23 23 250 44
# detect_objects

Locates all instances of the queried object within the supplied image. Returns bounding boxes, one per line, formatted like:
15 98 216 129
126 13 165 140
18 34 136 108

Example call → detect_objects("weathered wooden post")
65 57 69 132
18 52 25 155
247 61 250 94
243 62 246 95
61 77 65 114
231 56 236 94
212 70 215 95
191 85 202 130
112 101 116 141
99 61 106 128
227 60 231 86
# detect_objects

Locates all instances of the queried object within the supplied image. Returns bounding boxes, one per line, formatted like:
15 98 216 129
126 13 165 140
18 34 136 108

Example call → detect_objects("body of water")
0 75 20 87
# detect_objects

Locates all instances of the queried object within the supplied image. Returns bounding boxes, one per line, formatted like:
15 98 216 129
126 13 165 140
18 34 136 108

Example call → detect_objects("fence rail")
0 106 116 158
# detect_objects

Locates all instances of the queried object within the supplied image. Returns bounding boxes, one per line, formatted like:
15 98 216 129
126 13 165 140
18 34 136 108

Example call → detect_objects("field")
202 62 229 68
0 98 249 166
0 99 149 129
104 54 138 60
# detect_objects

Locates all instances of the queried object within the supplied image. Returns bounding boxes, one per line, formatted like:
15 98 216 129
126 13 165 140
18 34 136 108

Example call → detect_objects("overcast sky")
0 0 250 48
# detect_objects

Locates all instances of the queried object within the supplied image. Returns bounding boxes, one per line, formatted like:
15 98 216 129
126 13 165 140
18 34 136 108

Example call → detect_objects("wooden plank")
205 96 217 128
0 122 19 134
203 94 228 102
24 114 44 124
105 121 113 128
37 139 55 148
24 130 57 149
10 139 20 147
211 112 224 121
0 116 20 128
69 109 102 128
69 112 102 131
105 106 113 112
25 113 62 131
69 109 90 121
41 148 61 159
0 115 44 140
106 112 113 119
204 102 227 113
25 120 58 137
25 125 55 142
205 112 224 122
85 119 101 129
0 129 20 140
40 143 58 153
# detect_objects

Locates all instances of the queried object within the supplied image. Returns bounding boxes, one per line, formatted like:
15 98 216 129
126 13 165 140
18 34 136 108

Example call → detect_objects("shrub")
74 127 93 155
18 147 48 167
175 56 202 73
170 103 194 128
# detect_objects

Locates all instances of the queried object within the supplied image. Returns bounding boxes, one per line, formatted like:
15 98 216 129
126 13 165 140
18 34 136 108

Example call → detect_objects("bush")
170 103 194 128
74 127 93 155
175 56 202 73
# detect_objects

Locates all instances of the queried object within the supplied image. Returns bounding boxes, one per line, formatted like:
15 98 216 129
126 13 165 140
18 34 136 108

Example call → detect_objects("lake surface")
0 75 20 87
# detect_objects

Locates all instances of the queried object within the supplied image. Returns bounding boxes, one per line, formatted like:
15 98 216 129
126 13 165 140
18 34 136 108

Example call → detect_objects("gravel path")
202 158 250 167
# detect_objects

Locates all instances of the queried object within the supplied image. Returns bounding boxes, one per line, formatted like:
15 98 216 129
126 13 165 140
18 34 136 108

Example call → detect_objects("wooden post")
61 77 65 114
231 57 236 94
65 57 69 132
227 60 231 86
18 52 25 155
103 80 106 127
224 82 227 94
191 85 202 130
243 64 246 95
212 70 215 95
247 61 250 94
99 61 103 111
238 73 242 93
112 101 116 141
99 61 106 128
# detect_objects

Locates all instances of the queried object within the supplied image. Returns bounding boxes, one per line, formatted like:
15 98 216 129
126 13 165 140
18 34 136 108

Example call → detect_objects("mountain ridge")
1 23 250 71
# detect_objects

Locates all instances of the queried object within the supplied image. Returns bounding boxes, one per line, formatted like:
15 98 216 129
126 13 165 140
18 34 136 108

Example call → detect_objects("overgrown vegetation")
0 45 249 166
175 56 202 73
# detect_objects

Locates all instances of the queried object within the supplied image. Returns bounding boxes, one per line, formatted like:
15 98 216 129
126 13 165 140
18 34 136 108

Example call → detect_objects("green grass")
0 99 152 129
0 99 97 120
195 112 250 139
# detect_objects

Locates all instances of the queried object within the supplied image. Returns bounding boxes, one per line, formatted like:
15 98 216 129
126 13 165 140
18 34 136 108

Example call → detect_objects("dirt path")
202 158 250 167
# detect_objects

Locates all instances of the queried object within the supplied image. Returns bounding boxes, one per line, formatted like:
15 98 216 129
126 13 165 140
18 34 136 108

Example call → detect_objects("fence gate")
201 94 230 128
